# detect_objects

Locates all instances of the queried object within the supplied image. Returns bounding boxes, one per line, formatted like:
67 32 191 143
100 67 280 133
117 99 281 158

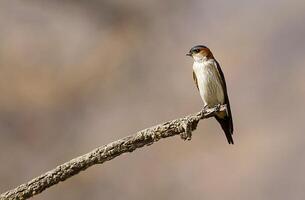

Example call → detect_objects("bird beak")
186 52 192 56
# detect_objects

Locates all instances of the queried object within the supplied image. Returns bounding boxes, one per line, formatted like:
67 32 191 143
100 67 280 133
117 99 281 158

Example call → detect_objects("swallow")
186 45 234 144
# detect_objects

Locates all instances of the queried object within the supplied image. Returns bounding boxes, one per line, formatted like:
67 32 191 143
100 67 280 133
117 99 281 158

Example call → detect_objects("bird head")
186 45 214 61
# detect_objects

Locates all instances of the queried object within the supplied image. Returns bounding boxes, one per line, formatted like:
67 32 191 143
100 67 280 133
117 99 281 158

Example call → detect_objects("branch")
0 105 227 200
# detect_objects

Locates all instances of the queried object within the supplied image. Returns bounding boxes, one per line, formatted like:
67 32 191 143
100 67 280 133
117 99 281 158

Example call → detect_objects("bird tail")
215 116 234 144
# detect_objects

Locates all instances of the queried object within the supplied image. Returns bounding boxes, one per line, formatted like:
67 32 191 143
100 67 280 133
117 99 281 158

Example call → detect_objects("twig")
0 105 227 200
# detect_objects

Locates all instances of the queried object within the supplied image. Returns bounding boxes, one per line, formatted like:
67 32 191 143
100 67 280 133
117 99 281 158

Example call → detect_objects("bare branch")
0 105 227 200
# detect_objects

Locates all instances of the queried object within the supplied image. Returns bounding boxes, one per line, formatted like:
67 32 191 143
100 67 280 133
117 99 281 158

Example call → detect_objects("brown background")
1 0 305 199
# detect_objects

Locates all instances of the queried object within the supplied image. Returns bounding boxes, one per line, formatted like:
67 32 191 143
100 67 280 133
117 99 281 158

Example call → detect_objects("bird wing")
192 70 199 90
215 60 234 133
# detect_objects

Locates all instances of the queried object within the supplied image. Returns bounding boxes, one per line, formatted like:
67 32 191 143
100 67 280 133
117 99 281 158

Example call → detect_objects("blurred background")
1 0 305 199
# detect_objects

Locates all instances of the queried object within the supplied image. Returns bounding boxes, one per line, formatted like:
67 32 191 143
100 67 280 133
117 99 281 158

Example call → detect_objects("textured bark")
0 105 227 200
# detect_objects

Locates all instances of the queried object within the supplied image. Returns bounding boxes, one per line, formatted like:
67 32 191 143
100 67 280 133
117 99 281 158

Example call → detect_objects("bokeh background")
1 0 305 199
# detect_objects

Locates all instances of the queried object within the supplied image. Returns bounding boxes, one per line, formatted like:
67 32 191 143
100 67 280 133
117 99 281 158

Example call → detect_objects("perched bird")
186 45 234 144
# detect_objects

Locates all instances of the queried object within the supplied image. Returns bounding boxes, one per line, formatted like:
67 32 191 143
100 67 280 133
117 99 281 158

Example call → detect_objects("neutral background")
1 0 305 199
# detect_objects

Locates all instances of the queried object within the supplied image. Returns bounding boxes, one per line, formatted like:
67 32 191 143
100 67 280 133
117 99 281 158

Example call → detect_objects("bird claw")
198 105 209 118
215 104 221 112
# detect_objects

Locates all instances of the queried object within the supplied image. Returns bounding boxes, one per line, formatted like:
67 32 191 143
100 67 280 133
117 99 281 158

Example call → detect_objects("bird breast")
193 60 225 107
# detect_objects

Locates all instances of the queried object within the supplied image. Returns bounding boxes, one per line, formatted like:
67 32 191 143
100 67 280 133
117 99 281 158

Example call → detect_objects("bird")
186 45 234 144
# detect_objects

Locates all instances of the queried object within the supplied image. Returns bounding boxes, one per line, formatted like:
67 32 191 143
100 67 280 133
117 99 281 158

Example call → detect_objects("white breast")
193 60 225 107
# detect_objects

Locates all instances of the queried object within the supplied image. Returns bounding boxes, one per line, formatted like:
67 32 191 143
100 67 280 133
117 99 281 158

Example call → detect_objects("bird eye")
193 49 200 53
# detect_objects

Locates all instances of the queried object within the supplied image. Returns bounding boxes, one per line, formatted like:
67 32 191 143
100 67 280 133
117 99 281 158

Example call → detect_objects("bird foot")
202 105 209 113
180 119 192 141
215 104 221 112
198 105 209 118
